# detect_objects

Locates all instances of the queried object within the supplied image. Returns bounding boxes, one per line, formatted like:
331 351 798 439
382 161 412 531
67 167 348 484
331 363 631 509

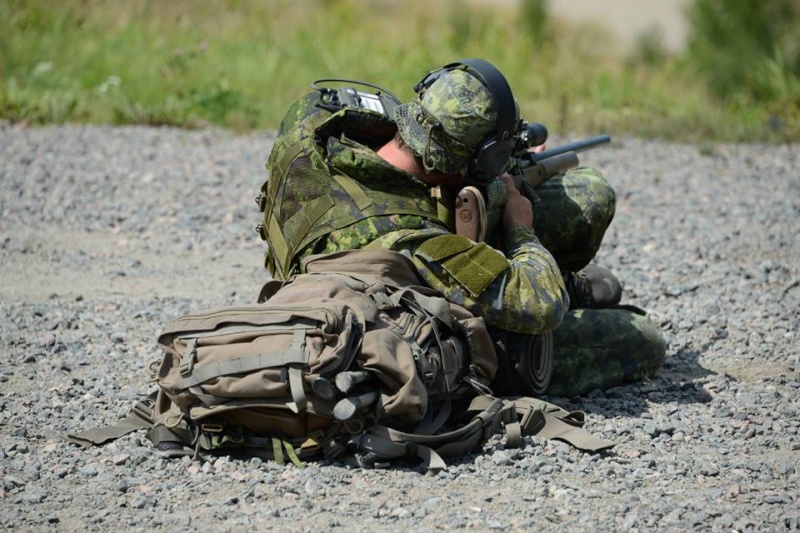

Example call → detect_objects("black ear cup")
457 59 517 179
471 135 513 178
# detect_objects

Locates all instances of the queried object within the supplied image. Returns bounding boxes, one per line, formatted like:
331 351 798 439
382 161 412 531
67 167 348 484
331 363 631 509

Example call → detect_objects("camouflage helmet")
394 64 520 176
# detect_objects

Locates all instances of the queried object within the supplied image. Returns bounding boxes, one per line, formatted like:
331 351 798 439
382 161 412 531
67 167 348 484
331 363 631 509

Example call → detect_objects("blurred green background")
1 0 799 142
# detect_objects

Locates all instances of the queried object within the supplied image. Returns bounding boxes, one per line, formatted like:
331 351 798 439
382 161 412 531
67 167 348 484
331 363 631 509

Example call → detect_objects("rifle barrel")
531 134 611 162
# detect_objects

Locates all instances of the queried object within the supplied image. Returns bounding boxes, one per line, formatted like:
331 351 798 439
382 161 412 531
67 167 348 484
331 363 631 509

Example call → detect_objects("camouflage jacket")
297 141 567 335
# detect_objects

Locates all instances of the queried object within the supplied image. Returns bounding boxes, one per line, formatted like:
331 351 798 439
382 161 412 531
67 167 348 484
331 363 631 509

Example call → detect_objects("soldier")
257 59 665 397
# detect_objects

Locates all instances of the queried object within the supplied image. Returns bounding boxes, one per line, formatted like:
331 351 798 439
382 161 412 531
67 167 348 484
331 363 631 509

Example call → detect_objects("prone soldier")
257 58 666 397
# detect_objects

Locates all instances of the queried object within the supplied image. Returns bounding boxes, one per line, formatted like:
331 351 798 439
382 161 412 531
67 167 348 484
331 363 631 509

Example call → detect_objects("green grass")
1 0 798 143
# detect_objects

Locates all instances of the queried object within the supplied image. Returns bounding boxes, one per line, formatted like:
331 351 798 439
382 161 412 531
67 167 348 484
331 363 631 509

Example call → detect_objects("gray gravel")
1 121 798 532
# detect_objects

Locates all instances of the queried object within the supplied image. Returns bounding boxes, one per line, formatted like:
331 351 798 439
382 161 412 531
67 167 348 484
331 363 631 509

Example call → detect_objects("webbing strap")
147 422 195 447
412 393 451 436
186 322 317 339
521 409 615 452
267 216 290 274
358 397 506 471
333 174 373 210
388 288 453 327
287 195 336 253
286 366 306 414
468 395 615 452
505 420 523 449
187 387 226 406
178 338 198 376
179 329 308 388
271 437 305 468
186 397 319 424
67 393 157 447
272 437 284 465
357 432 448 472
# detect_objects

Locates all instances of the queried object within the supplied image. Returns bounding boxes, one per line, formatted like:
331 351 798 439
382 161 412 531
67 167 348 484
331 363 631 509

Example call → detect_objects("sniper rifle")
453 124 611 243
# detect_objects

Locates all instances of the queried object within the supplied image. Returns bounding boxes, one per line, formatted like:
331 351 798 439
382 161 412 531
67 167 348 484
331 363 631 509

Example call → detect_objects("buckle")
179 338 198 376
255 193 267 212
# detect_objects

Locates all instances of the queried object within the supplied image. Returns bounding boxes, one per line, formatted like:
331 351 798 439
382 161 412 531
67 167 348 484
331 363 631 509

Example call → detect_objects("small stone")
391 507 412 518
111 453 130 465
79 465 98 477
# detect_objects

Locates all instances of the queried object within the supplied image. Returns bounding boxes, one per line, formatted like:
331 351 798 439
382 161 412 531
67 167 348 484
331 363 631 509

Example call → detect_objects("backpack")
69 250 613 470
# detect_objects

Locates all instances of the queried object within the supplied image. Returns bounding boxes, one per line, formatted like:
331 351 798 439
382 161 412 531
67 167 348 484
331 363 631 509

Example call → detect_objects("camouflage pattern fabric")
529 167 617 273
265 83 665 397
365 226 568 335
295 136 569 335
284 139 664 395
261 93 439 279
546 306 667 397
481 166 616 274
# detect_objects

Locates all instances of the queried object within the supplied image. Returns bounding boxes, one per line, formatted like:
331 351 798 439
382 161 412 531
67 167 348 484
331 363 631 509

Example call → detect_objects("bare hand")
499 174 533 232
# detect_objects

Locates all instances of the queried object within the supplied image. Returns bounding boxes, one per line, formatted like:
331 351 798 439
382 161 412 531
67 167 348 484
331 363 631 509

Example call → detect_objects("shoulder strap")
350 394 614 472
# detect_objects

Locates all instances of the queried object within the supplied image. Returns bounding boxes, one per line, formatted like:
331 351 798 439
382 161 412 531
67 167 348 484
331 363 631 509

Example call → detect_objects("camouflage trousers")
529 166 616 273
527 167 666 397
546 306 666 396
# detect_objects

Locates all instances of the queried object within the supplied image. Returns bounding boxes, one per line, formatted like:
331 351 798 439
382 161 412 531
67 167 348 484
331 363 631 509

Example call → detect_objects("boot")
565 265 622 309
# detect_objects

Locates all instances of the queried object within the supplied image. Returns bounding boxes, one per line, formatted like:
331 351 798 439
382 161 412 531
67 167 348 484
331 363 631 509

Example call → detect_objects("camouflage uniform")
260 64 665 397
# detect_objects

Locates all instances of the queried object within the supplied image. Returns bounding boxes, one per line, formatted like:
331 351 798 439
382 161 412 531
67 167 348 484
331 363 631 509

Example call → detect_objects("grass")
1 0 797 143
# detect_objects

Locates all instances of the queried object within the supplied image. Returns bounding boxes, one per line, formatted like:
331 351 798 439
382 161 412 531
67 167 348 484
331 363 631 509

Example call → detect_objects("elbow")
534 296 568 334
502 293 568 336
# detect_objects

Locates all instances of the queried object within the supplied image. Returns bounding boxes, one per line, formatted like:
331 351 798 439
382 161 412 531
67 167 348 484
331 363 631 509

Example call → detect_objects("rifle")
512 132 611 189
454 123 611 244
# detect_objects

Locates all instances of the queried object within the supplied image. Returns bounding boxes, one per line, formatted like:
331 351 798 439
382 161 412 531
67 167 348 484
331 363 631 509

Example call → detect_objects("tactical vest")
257 91 443 280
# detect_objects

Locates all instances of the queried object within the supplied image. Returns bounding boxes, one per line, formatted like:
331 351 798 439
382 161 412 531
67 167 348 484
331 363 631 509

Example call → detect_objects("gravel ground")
1 122 798 532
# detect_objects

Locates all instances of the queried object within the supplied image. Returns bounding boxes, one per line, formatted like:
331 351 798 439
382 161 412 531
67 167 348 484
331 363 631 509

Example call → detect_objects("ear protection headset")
413 58 519 180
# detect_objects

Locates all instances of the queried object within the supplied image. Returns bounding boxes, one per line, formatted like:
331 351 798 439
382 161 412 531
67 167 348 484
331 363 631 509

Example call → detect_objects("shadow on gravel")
551 347 717 419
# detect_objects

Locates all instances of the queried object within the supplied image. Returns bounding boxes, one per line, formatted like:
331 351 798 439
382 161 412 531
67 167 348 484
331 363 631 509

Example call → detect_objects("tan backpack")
70 250 613 470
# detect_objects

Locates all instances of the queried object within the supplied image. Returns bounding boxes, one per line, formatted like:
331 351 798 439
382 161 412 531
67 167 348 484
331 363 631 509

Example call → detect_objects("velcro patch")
415 235 508 297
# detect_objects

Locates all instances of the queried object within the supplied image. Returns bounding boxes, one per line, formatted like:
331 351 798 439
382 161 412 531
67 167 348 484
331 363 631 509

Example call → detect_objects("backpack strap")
353 395 615 472
491 395 616 452
68 391 157 447
353 396 508 471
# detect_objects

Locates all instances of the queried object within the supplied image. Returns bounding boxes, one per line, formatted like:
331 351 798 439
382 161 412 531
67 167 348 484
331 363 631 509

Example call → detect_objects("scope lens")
525 123 548 146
